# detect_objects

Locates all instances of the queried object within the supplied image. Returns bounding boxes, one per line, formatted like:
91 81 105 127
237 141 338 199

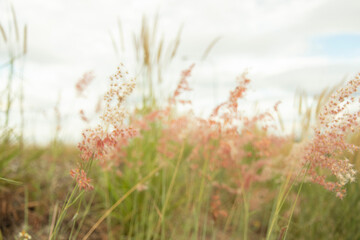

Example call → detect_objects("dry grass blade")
23 25 27 54
141 16 151 67
0 24 7 42
132 33 140 60
10 4 19 42
298 91 303 115
201 36 221 61
157 37 164 64
157 37 164 83
170 24 183 59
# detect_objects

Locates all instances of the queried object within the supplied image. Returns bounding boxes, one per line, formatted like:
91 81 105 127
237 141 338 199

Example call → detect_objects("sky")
1 0 360 143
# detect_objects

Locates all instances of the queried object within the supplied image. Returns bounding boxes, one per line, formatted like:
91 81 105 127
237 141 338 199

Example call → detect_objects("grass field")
1 6 360 240
1 64 360 240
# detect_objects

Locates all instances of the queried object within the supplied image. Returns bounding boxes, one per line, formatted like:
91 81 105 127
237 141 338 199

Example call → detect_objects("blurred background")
1 0 360 144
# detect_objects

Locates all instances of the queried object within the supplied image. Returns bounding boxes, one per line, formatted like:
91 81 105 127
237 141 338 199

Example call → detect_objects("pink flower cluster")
70 168 94 191
304 74 360 199
71 64 137 189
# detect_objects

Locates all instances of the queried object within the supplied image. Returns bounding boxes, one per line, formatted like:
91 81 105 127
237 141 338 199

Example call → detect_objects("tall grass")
2 65 360 240
111 15 183 105
0 3 27 134
1 7 360 240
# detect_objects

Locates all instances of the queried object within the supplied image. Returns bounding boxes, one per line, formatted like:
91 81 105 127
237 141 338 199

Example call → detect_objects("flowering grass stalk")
304 74 360 199
266 74 360 238
45 65 360 239
49 158 93 240
50 64 137 239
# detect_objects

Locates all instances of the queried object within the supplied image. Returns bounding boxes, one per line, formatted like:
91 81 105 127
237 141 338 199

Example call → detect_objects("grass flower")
69 168 94 191
74 64 137 188
304 73 360 198
75 71 94 97
78 64 137 164
169 64 194 105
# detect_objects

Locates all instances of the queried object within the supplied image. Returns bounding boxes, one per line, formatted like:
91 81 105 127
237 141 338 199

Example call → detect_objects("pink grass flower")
78 64 137 162
76 71 94 97
70 168 94 191
169 64 194 105
74 64 137 186
304 73 360 198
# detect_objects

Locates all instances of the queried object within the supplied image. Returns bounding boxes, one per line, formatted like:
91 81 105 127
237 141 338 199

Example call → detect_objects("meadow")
1 9 360 240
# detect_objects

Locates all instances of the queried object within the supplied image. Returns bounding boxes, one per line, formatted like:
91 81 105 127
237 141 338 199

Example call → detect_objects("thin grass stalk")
282 166 309 239
48 203 58 240
82 165 163 240
158 160 167 238
224 191 241 232
146 200 160 240
24 186 29 231
231 196 245 238
156 143 185 237
201 193 211 240
51 158 93 239
0 23 7 42
5 56 14 128
266 172 293 240
69 196 84 240
211 224 217 240
243 193 250 240
170 25 182 59
127 193 137 239
193 149 210 240
182 160 196 238
50 185 80 240
265 161 307 240
10 4 19 42
276 163 309 221
105 172 113 240
18 24 27 150
201 36 221 61
3 4 20 129
72 191 96 240
0 176 22 185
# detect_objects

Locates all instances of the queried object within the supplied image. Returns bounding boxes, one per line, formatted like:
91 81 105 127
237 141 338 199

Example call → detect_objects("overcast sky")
1 0 360 143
